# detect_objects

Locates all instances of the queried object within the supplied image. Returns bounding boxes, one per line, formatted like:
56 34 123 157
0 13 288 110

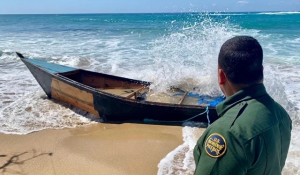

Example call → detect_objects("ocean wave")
158 122 207 175
208 13 246 16
287 37 300 44
0 91 98 135
72 17 128 23
74 18 98 21
258 11 300 15
146 16 262 95
282 127 300 175
0 50 19 60
51 55 94 69
0 50 48 62
266 64 300 121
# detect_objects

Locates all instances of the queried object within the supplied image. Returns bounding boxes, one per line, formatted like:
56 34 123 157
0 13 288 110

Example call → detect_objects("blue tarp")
173 92 225 107
25 58 77 74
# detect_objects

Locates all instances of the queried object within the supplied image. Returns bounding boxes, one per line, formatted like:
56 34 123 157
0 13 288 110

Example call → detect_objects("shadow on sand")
0 150 53 174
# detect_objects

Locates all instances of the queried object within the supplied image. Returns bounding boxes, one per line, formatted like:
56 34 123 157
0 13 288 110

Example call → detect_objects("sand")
0 123 196 175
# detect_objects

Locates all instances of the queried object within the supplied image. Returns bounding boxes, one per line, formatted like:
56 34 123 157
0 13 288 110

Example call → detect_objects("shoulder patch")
205 133 227 158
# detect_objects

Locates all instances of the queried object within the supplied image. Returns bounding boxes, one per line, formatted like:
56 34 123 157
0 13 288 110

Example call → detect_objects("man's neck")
225 81 263 98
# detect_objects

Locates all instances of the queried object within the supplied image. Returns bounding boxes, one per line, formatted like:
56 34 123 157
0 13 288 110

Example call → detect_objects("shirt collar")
216 83 267 116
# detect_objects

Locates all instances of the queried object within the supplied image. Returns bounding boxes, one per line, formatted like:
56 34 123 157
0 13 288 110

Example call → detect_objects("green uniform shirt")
194 84 292 175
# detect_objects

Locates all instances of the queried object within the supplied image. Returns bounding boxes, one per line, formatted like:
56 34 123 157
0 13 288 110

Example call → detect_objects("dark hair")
218 36 263 84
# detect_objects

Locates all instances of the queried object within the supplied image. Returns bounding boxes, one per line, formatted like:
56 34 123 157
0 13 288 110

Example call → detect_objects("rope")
183 106 209 122
144 106 210 124
206 107 210 126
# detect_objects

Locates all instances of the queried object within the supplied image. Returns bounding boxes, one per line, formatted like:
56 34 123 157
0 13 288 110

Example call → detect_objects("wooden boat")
17 52 223 124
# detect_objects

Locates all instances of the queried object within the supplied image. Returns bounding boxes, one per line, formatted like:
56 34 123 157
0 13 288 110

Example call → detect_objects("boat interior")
59 70 222 106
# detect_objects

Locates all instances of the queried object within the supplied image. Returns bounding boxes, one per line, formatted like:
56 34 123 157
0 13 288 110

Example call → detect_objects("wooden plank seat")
178 91 188 105
99 86 147 98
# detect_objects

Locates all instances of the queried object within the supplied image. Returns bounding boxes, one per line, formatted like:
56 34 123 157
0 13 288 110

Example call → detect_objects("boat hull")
94 92 218 122
18 53 220 124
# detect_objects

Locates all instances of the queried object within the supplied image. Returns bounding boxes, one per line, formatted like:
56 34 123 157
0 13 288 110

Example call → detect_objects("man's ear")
218 69 226 85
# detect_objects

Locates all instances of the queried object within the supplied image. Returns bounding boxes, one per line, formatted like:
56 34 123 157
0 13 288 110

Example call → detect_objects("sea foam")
258 11 300 15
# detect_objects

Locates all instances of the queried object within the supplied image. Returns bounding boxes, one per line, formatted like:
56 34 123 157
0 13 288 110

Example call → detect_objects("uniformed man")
193 36 292 175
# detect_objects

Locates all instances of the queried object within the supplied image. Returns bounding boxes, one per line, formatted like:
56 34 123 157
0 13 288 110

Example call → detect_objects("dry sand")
0 123 195 175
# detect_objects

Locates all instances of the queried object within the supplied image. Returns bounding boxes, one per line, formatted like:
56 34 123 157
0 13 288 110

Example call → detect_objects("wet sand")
0 123 188 175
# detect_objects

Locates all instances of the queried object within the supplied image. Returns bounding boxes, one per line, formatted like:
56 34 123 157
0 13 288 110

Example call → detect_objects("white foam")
158 122 206 175
74 18 98 21
145 17 245 95
258 11 300 15
287 37 300 44
0 91 97 135
282 127 300 174
209 13 246 16
265 64 300 122
0 50 19 61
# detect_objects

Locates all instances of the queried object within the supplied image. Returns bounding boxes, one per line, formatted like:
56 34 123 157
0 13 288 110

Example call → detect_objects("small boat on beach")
17 52 223 124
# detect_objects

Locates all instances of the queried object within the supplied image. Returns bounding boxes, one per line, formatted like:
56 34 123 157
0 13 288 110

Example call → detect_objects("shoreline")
0 123 189 175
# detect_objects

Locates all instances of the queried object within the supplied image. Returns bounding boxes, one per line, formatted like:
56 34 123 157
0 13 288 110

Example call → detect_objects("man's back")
194 84 292 175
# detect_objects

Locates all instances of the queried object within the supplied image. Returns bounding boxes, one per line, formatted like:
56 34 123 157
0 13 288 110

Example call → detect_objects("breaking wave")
258 11 300 15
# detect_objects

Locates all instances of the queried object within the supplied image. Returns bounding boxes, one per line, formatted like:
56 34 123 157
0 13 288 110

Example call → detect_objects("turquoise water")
0 12 299 174
0 12 299 65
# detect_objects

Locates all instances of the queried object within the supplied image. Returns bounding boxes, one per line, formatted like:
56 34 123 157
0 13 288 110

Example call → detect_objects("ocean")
0 12 299 174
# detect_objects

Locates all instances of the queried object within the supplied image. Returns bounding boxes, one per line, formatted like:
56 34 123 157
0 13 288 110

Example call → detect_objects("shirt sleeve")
194 128 248 175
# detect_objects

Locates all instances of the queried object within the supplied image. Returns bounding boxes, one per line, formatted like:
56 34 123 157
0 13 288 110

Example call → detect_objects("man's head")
218 36 263 97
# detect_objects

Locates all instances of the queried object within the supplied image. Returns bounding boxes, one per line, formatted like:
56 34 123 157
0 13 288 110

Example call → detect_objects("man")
193 36 292 175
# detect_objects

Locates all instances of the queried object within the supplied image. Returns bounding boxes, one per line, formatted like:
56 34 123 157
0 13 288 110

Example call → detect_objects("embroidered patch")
205 133 227 158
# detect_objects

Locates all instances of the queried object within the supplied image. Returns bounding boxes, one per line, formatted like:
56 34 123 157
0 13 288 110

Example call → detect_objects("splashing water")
156 13 300 175
149 15 233 95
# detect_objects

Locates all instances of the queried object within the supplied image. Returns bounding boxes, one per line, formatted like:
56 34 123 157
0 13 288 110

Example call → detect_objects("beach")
0 12 299 174
0 123 202 175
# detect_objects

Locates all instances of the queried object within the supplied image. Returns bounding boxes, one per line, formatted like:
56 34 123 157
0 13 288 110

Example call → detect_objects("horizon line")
0 10 299 15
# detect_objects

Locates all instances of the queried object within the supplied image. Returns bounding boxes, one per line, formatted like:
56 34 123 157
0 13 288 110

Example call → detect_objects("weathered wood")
126 87 145 99
51 78 94 104
178 91 188 105
101 77 105 89
60 70 80 76
99 88 136 97
51 78 99 116
82 74 140 89
51 89 99 116
59 70 82 82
